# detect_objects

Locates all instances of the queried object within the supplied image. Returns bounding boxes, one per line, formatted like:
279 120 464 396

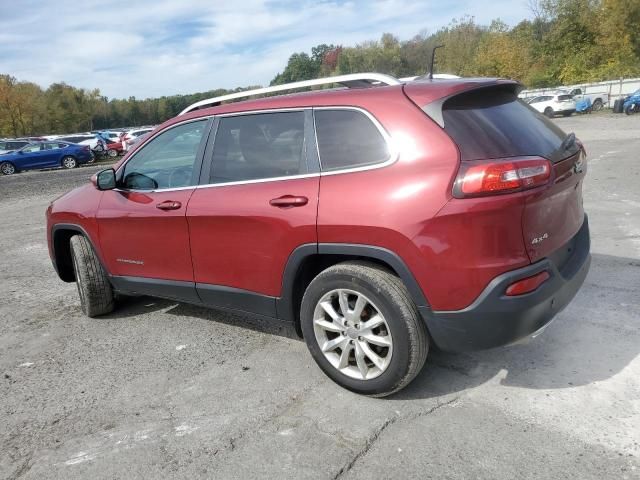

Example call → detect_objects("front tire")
70 235 114 317
61 156 78 169
544 107 554 118
0 161 16 175
107 149 118 157
300 261 428 397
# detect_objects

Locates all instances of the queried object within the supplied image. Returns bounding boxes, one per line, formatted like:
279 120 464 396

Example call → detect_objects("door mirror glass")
96 168 117 190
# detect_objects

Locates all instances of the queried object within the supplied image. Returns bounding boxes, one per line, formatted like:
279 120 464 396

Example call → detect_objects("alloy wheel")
313 289 393 380
63 157 77 169
1 162 15 175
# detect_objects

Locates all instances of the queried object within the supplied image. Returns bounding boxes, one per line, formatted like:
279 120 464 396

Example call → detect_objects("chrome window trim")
114 106 398 193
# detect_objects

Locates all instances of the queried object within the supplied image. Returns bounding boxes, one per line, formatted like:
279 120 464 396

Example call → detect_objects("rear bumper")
422 215 590 352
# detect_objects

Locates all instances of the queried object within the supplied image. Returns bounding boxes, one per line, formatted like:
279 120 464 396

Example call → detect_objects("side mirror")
95 168 117 190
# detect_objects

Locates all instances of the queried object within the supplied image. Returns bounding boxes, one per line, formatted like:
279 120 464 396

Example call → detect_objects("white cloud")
0 0 531 99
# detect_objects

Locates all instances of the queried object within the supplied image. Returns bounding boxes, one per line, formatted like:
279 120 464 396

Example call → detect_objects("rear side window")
314 109 390 171
557 94 573 101
210 111 306 183
442 87 578 163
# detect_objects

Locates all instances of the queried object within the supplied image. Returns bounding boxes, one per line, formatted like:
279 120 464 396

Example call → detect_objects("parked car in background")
98 131 122 142
122 128 154 150
528 93 576 117
0 141 93 175
560 88 608 111
56 134 105 153
104 138 124 157
0 139 30 154
623 89 640 115
46 74 590 396
127 132 151 147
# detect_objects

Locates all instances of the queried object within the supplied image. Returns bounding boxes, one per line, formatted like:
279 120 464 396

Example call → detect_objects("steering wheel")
168 166 193 188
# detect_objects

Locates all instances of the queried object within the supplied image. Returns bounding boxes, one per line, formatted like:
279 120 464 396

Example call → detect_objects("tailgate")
522 150 586 262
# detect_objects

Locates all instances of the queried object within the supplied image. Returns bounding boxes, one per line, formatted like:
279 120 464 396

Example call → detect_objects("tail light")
453 157 552 198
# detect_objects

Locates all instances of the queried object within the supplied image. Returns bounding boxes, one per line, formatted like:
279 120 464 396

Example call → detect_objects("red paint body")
47 79 586 313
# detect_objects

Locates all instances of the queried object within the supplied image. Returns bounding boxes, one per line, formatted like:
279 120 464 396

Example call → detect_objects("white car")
56 134 105 152
122 127 154 150
527 93 576 118
99 131 123 141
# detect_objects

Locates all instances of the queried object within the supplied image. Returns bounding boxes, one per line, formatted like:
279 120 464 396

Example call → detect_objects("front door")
97 118 211 300
187 110 319 316
17 144 54 168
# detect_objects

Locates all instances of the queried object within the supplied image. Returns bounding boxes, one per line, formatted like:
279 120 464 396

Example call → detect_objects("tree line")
1 0 638 138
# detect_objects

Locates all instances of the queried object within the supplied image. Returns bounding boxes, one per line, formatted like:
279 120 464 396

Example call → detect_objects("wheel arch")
51 224 106 282
277 243 430 336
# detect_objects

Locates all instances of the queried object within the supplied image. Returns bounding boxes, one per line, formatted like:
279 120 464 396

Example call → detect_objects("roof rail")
178 73 401 115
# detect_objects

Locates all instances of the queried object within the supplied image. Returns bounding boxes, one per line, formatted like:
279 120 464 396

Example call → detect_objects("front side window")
122 120 207 190
210 111 306 183
314 109 390 172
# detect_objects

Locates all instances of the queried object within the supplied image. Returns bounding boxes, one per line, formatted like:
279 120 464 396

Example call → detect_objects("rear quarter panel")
316 93 466 309
317 90 531 311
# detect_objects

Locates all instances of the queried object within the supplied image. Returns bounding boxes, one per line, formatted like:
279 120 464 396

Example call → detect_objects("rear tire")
62 156 78 169
107 149 118 157
70 235 114 317
0 161 16 175
300 261 428 397
592 98 603 111
544 107 554 118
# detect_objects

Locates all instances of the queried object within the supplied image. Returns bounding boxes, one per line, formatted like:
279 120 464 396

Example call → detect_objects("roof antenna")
428 45 445 80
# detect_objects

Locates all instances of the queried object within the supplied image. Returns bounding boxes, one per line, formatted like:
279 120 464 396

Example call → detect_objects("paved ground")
1 114 639 479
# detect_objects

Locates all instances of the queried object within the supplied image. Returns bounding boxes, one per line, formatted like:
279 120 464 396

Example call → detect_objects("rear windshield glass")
442 87 578 162
557 94 573 101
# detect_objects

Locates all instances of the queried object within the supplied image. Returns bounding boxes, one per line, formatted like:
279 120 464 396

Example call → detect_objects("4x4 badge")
531 233 549 245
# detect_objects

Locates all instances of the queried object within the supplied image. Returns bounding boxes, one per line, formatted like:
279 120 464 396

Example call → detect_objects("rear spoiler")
403 79 522 128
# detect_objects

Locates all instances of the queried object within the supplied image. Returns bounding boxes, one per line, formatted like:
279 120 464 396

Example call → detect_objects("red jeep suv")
46 74 590 396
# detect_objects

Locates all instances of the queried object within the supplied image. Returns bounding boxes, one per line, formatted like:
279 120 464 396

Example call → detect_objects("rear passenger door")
42 142 64 166
187 110 320 316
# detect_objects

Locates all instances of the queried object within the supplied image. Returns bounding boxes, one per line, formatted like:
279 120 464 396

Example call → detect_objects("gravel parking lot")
1 114 639 479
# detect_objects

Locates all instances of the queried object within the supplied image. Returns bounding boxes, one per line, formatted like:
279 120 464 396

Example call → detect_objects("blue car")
0 141 94 175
